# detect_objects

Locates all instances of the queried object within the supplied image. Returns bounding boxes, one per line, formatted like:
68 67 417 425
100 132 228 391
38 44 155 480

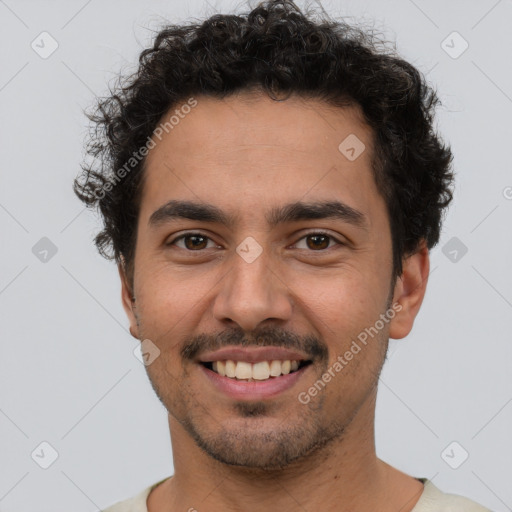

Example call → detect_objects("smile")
202 359 312 381
197 346 314 399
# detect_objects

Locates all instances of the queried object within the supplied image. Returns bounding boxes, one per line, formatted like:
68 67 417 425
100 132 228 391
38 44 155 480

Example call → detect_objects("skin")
119 91 429 512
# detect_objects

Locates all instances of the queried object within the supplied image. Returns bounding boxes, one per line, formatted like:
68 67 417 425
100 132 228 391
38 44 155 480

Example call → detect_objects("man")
74 1 491 510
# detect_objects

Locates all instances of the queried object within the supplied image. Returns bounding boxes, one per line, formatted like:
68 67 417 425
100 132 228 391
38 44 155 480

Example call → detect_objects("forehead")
139 92 380 225
146 91 370 161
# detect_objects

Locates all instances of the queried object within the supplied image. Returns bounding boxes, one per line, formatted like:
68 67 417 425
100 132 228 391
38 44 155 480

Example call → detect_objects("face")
120 92 426 470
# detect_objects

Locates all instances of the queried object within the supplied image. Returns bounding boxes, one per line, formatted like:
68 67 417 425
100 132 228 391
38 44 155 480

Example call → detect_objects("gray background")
1 0 511 510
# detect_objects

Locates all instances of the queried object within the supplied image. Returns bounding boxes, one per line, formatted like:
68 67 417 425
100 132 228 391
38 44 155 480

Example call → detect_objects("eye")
294 231 343 251
167 231 344 252
167 232 219 251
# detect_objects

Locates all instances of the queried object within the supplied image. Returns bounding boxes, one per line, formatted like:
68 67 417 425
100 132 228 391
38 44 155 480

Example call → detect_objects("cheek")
136 263 205 319
298 266 386 329
298 270 389 377
133 264 220 368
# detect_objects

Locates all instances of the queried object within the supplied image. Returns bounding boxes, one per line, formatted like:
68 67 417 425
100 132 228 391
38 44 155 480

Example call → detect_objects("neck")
148 390 423 512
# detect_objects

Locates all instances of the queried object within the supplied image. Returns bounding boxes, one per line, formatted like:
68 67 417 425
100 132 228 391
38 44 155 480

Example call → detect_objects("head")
75 0 453 470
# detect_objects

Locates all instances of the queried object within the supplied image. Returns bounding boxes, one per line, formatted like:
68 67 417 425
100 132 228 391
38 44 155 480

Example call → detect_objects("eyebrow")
148 199 368 231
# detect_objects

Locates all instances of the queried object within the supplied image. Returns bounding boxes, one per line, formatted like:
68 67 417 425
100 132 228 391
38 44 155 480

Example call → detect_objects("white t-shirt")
102 477 492 511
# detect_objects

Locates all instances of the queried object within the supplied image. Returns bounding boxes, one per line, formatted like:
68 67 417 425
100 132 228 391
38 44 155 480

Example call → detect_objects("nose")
212 248 293 332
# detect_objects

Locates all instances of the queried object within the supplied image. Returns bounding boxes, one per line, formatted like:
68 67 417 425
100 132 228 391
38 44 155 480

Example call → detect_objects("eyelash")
167 230 344 252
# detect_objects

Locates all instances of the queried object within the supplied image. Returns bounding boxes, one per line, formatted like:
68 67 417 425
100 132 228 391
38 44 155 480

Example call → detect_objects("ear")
388 239 430 340
118 261 140 340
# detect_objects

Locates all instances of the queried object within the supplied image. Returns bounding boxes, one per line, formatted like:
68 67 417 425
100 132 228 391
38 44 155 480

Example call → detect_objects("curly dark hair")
74 0 454 287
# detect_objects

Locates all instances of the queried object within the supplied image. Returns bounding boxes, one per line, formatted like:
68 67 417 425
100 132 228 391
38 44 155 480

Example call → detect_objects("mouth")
197 347 314 400
201 359 312 381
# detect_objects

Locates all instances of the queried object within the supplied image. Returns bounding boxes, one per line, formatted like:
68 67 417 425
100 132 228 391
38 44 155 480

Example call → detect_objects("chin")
180 410 345 470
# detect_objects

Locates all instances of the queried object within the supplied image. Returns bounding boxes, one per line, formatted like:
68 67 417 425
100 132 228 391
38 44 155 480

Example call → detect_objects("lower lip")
200 364 309 400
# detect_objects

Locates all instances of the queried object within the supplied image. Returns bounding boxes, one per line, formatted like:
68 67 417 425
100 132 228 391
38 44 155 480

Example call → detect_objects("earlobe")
388 240 430 340
129 325 138 338
118 262 140 340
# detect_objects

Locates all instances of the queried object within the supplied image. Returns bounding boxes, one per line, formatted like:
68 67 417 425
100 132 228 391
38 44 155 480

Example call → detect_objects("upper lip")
197 346 311 364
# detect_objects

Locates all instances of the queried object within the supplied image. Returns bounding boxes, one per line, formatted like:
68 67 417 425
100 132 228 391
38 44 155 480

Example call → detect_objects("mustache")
180 326 328 363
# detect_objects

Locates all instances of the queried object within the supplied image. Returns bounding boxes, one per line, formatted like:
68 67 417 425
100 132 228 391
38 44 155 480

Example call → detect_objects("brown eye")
168 233 216 250
183 235 208 250
305 234 330 250
295 232 341 251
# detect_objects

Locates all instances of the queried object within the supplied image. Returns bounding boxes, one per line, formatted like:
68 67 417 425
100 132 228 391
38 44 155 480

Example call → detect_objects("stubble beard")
176 395 347 471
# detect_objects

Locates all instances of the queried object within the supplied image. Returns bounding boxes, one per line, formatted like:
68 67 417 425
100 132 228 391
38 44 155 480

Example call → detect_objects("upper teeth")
211 360 300 380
